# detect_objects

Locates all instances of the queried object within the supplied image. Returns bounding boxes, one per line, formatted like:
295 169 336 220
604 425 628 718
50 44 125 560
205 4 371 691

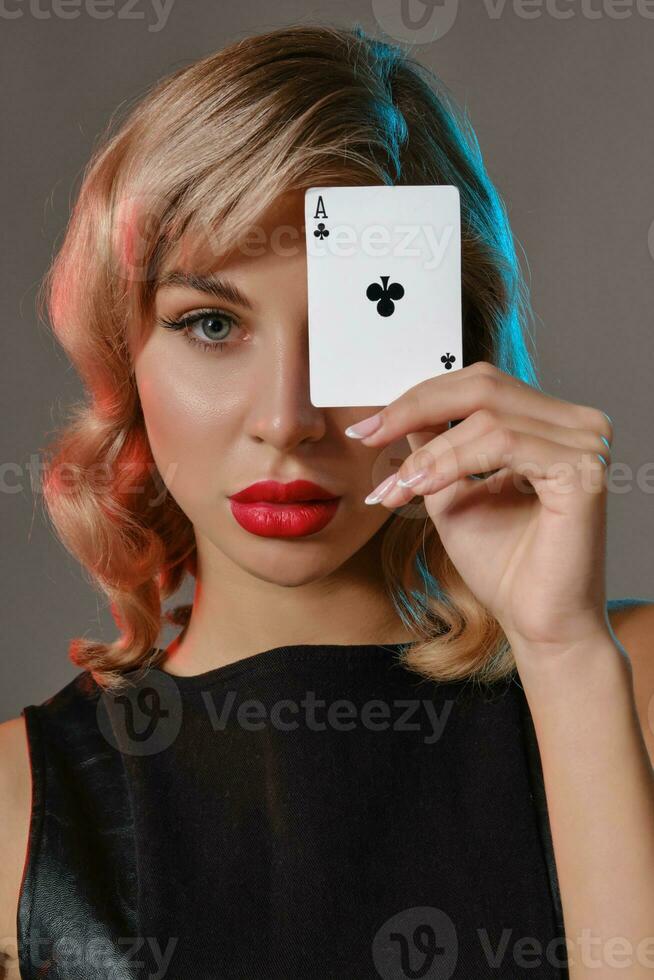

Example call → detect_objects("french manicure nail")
364 472 398 505
345 413 382 439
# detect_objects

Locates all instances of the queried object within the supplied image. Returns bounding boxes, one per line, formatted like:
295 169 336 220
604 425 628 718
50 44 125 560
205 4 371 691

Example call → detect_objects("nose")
243 330 327 452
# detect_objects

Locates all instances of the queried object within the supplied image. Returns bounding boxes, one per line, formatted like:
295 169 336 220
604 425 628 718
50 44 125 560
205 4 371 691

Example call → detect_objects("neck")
158 531 416 677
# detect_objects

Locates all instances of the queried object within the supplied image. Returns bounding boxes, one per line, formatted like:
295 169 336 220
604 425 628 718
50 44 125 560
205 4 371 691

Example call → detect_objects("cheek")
135 346 238 506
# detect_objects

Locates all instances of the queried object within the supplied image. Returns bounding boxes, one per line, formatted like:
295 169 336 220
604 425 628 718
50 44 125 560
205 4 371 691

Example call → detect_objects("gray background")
2 1 653 722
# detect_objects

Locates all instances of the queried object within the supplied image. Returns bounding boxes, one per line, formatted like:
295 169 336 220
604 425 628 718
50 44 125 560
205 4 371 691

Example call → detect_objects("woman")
1 23 653 980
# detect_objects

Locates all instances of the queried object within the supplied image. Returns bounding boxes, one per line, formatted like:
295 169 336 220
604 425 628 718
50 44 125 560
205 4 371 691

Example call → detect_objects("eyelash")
157 308 242 354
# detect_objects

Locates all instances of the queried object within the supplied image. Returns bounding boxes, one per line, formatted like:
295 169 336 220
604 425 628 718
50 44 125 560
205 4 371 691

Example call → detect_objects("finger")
378 428 609 510
346 361 613 449
403 409 612 479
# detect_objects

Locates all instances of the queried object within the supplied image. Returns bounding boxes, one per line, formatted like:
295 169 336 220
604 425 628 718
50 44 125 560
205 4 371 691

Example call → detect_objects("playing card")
304 184 462 407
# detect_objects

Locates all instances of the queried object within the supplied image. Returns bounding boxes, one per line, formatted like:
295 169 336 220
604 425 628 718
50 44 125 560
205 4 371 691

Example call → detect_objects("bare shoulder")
606 598 654 764
607 597 654 663
0 715 32 977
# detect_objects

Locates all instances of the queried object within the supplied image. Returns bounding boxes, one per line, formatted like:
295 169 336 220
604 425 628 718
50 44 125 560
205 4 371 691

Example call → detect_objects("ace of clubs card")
304 184 463 408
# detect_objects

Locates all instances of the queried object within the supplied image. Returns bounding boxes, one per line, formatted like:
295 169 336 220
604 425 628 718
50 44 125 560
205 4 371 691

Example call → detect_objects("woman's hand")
345 361 614 659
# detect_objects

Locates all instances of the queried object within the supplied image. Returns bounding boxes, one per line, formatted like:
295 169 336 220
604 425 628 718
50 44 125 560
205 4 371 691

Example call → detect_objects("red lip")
229 480 339 503
228 480 341 538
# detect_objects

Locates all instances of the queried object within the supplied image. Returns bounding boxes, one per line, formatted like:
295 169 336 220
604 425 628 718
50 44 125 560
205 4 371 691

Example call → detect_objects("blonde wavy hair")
37 23 541 693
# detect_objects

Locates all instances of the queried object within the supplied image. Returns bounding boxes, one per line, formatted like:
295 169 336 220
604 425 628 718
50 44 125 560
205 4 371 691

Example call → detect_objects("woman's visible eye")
156 308 243 354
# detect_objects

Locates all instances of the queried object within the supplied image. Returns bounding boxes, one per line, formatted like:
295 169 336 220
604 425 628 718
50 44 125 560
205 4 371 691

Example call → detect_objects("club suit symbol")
441 353 456 370
313 222 329 240
366 275 405 317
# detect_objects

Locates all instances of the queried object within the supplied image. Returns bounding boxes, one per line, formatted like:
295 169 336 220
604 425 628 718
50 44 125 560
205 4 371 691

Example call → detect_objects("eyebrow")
156 271 254 310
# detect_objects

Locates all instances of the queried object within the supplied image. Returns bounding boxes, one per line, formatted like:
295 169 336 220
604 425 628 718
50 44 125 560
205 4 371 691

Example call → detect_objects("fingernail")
397 468 429 489
364 472 398 505
345 413 382 439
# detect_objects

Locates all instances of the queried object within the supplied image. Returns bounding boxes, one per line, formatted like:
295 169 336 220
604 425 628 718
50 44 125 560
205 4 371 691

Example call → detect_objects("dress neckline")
135 641 418 690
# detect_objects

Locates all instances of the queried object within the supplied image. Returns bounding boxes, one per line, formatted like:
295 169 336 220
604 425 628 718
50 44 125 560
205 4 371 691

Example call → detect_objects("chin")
234 553 350 589
207 529 355 586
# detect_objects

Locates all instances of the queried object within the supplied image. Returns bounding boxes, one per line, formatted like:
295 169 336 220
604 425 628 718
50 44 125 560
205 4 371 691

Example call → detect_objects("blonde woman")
1 23 653 980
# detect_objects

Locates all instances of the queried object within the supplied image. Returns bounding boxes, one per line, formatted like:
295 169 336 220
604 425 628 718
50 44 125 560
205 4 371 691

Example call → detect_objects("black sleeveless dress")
17 642 569 979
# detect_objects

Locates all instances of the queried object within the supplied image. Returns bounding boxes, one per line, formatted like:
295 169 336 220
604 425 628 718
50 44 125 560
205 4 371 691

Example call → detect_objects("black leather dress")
17 642 569 979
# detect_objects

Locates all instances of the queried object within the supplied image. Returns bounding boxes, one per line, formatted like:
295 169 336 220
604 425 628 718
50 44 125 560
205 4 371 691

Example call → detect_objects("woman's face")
132 189 405 587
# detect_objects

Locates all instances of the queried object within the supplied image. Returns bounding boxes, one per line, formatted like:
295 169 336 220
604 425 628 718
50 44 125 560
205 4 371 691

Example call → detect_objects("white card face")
304 184 462 407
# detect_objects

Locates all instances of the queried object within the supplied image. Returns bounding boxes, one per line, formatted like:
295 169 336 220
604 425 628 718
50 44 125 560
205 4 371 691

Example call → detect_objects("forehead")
259 187 306 230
